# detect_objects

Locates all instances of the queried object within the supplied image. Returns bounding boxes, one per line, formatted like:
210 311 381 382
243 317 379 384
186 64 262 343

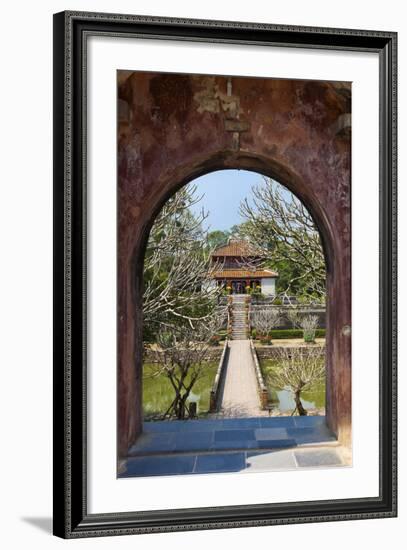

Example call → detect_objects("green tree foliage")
206 229 231 251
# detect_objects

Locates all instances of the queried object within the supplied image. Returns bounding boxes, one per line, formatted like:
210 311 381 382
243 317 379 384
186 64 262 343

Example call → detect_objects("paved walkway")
217 340 268 418
120 416 343 478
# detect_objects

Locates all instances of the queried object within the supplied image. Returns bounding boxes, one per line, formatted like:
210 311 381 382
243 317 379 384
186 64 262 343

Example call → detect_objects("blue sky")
189 169 265 232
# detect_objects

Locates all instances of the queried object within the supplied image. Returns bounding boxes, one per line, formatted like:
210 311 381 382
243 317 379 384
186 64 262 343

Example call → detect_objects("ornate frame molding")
53 11 397 538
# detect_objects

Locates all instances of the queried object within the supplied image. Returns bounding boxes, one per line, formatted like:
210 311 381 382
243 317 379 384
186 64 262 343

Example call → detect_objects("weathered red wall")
117 71 351 457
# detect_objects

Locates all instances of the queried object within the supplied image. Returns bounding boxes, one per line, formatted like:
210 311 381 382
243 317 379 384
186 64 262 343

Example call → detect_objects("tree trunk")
294 389 307 416
176 394 189 419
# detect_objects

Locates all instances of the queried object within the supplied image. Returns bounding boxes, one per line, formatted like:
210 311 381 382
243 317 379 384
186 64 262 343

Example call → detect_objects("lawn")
142 361 218 419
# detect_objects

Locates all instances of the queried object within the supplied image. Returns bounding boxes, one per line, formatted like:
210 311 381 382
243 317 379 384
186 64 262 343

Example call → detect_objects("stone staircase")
230 294 250 340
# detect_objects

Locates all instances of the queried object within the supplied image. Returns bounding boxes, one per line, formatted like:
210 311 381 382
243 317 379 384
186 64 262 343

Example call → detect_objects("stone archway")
117 72 351 457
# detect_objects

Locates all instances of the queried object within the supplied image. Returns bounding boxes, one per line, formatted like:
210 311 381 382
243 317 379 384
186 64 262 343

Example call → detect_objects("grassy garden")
143 361 218 419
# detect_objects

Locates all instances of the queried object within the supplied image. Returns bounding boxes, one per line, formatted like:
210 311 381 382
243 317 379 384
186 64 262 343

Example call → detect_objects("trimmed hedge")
252 328 326 340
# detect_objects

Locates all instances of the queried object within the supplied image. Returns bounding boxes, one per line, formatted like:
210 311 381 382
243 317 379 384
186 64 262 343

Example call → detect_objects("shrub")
300 314 319 343
271 329 326 339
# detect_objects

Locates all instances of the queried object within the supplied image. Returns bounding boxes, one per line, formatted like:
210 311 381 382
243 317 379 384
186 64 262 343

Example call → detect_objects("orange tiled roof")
211 269 278 279
212 239 259 257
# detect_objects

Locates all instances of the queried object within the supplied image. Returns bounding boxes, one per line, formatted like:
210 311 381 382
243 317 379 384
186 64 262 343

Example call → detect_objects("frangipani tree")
287 310 320 343
251 308 280 343
149 309 227 419
270 347 325 416
239 177 326 302
143 184 222 338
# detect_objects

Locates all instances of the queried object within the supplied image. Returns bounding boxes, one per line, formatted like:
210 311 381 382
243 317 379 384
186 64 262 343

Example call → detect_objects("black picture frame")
53 10 397 538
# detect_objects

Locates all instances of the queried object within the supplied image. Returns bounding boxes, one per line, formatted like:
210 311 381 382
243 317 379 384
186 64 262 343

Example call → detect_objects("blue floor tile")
255 427 288 440
122 455 196 477
131 433 176 453
194 453 246 473
220 418 261 429
214 429 255 442
210 439 259 451
259 416 296 428
293 416 326 428
178 420 221 432
143 421 182 433
173 431 213 451
257 438 297 449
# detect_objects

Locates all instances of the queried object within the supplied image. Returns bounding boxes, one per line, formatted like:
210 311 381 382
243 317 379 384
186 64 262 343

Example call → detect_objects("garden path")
218 340 268 417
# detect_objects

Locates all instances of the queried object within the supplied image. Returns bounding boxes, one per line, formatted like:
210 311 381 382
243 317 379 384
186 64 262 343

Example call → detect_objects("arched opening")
117 72 351 469
140 169 328 425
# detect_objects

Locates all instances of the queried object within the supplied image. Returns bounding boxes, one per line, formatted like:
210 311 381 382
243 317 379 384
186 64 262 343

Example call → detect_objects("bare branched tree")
250 308 280 342
149 309 227 419
286 308 301 329
143 184 222 335
239 177 326 301
270 347 325 416
287 310 319 343
300 314 319 343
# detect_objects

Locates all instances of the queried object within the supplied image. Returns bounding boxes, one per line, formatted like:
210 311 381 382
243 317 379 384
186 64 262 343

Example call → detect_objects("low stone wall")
255 345 325 361
250 305 326 330
144 347 223 364
249 339 269 409
209 339 229 412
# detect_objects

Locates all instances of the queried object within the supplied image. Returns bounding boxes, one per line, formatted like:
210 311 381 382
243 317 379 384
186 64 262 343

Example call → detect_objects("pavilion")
207 238 278 295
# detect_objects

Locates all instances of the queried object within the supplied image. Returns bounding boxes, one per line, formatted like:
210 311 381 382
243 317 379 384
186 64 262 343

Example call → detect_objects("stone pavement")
121 447 344 478
120 416 344 478
217 339 268 417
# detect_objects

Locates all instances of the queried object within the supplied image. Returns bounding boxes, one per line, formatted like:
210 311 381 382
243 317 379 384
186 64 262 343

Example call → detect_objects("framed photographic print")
53 11 397 538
